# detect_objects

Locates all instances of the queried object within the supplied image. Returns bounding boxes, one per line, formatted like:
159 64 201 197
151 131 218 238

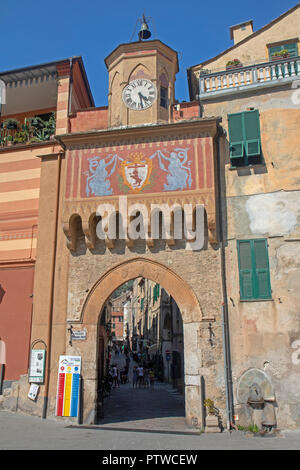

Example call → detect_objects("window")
228 110 262 167
140 298 144 311
268 42 299 77
237 239 272 301
160 86 168 108
268 42 298 61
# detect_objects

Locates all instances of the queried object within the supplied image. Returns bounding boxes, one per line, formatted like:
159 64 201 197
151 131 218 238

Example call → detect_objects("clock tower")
105 39 179 128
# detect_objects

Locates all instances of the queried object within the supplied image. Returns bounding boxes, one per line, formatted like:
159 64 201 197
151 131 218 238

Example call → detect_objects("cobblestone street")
94 353 191 434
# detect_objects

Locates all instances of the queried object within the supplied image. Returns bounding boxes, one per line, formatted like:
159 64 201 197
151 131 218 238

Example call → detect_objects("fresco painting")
64 138 213 199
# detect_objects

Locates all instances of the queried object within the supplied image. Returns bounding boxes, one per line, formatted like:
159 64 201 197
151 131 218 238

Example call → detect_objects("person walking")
132 366 138 389
112 364 119 388
144 368 150 389
149 368 155 389
137 365 144 388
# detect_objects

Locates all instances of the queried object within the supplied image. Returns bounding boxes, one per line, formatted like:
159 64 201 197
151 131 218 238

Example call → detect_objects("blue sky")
0 0 298 105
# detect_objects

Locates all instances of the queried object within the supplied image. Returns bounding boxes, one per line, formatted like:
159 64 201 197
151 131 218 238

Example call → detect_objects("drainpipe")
42 152 62 419
215 126 234 430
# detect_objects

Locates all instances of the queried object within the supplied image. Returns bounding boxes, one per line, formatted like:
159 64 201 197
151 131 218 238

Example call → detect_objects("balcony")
198 56 300 100
0 113 56 148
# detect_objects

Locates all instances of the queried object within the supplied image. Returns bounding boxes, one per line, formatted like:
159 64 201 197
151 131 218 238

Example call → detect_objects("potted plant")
271 49 290 61
199 68 211 76
3 118 20 131
226 59 243 70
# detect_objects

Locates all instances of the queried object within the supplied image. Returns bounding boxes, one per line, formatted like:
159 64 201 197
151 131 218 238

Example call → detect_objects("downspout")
215 126 235 430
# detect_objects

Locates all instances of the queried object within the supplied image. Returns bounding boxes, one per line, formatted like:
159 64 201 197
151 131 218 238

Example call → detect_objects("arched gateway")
80 258 203 425
28 38 225 431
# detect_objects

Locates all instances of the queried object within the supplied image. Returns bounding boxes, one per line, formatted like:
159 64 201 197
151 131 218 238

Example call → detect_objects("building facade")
188 3 300 429
0 4 299 431
0 58 94 386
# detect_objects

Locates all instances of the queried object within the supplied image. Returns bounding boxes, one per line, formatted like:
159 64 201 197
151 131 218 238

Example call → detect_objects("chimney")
230 20 254 45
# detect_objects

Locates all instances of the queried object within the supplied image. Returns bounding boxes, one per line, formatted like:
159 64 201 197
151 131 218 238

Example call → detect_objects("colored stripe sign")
56 356 81 417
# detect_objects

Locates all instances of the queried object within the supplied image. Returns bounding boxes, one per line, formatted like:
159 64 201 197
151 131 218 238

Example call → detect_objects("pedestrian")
126 355 130 369
112 364 119 388
144 368 150 389
137 365 144 388
132 366 138 388
149 368 155 389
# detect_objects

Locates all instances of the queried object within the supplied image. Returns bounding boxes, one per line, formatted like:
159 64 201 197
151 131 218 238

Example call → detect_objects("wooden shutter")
285 42 298 56
237 239 272 300
244 110 261 158
228 113 244 161
253 239 272 299
238 240 254 299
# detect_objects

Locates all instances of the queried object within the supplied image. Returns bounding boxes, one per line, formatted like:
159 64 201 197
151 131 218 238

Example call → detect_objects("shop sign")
29 349 46 383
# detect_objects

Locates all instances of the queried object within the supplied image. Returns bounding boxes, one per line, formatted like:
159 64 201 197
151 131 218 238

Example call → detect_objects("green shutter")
285 42 298 56
237 239 272 300
243 110 261 158
228 113 244 161
253 239 272 299
228 111 262 166
238 240 254 300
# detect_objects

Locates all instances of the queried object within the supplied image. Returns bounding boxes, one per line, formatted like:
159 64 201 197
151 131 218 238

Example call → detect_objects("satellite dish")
237 368 275 404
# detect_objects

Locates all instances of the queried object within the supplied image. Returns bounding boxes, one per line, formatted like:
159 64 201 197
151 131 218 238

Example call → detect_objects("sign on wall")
28 383 40 401
28 349 46 383
56 356 81 418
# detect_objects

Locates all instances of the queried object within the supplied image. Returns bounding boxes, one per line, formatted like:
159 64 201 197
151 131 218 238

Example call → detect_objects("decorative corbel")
207 213 217 244
82 216 97 250
62 216 78 251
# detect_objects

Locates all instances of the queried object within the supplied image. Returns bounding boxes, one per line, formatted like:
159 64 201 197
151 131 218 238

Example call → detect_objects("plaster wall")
191 6 300 74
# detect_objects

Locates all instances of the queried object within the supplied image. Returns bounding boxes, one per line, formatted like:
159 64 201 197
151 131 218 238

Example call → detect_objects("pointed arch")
127 63 151 82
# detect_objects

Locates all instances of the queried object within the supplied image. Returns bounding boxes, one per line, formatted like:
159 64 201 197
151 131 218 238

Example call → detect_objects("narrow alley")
94 352 193 434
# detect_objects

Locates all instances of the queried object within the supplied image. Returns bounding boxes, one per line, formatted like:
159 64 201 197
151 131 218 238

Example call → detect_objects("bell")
138 15 151 41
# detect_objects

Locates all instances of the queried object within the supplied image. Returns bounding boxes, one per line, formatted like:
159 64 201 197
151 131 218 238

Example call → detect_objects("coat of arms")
120 153 152 193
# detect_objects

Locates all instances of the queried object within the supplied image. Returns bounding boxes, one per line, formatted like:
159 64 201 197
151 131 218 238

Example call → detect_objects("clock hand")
138 92 144 109
140 93 149 102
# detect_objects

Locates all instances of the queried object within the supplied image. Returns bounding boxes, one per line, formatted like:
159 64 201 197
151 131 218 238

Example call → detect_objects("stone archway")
82 257 203 325
79 257 204 427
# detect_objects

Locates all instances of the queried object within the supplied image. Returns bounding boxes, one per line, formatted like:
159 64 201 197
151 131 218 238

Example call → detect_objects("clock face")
122 79 157 111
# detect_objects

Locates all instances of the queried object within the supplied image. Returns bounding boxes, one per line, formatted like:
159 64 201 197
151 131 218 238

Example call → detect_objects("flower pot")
226 64 242 70
272 54 290 61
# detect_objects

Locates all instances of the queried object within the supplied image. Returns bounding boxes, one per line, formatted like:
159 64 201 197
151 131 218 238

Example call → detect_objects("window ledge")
240 298 273 302
229 163 266 171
